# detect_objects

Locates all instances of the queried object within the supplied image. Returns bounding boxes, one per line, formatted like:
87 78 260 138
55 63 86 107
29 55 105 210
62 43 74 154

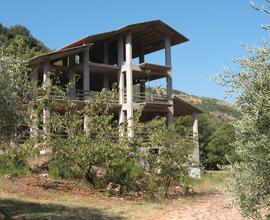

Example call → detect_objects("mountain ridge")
173 90 240 121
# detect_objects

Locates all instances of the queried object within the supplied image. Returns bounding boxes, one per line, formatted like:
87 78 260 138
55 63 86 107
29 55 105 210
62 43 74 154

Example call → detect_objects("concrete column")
190 112 201 178
103 41 110 89
139 48 145 100
83 47 90 133
30 70 38 137
165 37 174 126
192 112 199 161
83 48 90 95
63 57 68 67
69 55 75 67
43 59 50 136
125 33 134 138
43 59 50 87
118 36 125 136
139 47 145 63
68 72 76 100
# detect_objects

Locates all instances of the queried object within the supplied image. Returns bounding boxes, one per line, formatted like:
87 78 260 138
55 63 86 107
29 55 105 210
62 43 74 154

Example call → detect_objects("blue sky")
0 0 269 102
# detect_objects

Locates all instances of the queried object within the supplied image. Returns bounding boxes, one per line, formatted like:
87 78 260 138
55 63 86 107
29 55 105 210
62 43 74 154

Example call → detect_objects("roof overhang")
58 20 189 56
173 96 203 116
29 44 93 66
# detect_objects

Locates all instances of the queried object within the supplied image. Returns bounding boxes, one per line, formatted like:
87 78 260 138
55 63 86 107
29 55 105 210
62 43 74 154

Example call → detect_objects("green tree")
206 123 235 170
144 118 193 197
217 1 270 216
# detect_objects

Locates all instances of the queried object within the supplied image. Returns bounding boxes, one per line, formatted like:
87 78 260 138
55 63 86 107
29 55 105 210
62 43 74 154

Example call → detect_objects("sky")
0 0 269 102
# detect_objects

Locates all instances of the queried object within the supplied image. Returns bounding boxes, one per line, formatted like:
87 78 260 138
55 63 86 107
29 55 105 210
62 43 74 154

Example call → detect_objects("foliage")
0 23 49 175
0 23 49 58
143 118 193 197
206 124 236 170
217 3 270 215
175 114 236 170
218 43 270 219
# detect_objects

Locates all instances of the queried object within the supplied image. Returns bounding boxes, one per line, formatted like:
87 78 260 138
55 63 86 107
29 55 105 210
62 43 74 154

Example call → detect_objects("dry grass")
0 171 233 220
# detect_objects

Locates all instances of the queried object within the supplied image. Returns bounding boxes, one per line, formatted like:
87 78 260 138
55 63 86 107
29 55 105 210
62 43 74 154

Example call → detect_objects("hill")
0 23 49 57
174 90 240 121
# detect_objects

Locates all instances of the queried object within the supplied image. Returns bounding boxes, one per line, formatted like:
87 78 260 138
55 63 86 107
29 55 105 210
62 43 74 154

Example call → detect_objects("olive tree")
217 25 270 220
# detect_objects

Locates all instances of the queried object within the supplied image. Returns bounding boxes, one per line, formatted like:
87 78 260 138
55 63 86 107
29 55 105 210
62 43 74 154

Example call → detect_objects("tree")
216 1 270 216
206 123 235 170
143 118 193 197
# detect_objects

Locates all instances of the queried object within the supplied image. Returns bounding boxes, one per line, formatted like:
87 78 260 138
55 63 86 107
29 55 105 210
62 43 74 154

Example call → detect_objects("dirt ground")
146 193 245 220
0 175 246 220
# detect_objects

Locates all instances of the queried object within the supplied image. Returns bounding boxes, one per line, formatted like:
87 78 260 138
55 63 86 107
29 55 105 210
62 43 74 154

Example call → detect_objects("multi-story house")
29 20 202 175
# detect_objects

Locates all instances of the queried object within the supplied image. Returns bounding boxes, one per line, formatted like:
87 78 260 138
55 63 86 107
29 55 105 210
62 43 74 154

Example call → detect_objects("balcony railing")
37 89 119 104
125 92 169 103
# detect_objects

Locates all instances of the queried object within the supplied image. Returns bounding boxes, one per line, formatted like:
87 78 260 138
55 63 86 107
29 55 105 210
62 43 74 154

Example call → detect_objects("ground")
0 172 246 220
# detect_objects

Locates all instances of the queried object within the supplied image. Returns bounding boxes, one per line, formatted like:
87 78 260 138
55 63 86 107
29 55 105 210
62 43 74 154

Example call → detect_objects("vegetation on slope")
0 23 49 58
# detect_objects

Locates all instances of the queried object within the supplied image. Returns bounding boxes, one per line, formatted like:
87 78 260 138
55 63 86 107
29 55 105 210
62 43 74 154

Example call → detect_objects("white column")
118 36 125 136
30 70 38 137
165 37 174 126
190 112 201 178
103 41 109 89
192 112 199 162
43 59 50 136
125 33 134 138
83 48 90 133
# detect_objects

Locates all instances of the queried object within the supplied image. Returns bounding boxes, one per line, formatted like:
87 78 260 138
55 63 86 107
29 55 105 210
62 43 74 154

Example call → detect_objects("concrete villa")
28 20 202 174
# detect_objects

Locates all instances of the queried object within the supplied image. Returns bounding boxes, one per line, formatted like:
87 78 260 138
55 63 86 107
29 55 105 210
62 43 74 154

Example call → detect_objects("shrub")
48 158 82 179
105 159 144 192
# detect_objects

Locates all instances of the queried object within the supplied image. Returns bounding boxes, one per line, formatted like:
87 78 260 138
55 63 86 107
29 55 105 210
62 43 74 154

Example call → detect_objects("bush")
105 159 144 192
0 152 30 177
48 158 83 179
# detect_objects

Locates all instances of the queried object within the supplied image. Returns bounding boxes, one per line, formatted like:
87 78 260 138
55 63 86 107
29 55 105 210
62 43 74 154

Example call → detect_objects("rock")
106 182 121 196
27 153 51 173
4 174 12 179
38 173 48 178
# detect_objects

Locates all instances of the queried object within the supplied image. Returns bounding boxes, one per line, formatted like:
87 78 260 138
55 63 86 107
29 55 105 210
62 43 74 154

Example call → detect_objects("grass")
0 171 230 220
190 170 231 194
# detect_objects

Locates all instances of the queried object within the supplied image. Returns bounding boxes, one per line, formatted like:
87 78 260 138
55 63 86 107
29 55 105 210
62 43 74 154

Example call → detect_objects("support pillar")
69 55 75 67
103 41 110 89
165 37 174 126
68 72 76 100
43 59 50 137
83 47 90 134
125 33 134 138
118 36 125 136
190 112 201 178
30 70 38 138
139 48 145 100
139 47 145 63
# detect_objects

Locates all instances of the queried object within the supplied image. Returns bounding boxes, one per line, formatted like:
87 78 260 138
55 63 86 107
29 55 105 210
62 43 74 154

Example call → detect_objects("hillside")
174 90 240 121
0 23 49 57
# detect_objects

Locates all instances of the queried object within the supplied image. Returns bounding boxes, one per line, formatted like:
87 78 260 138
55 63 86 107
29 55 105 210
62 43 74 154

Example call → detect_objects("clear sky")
0 0 269 102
